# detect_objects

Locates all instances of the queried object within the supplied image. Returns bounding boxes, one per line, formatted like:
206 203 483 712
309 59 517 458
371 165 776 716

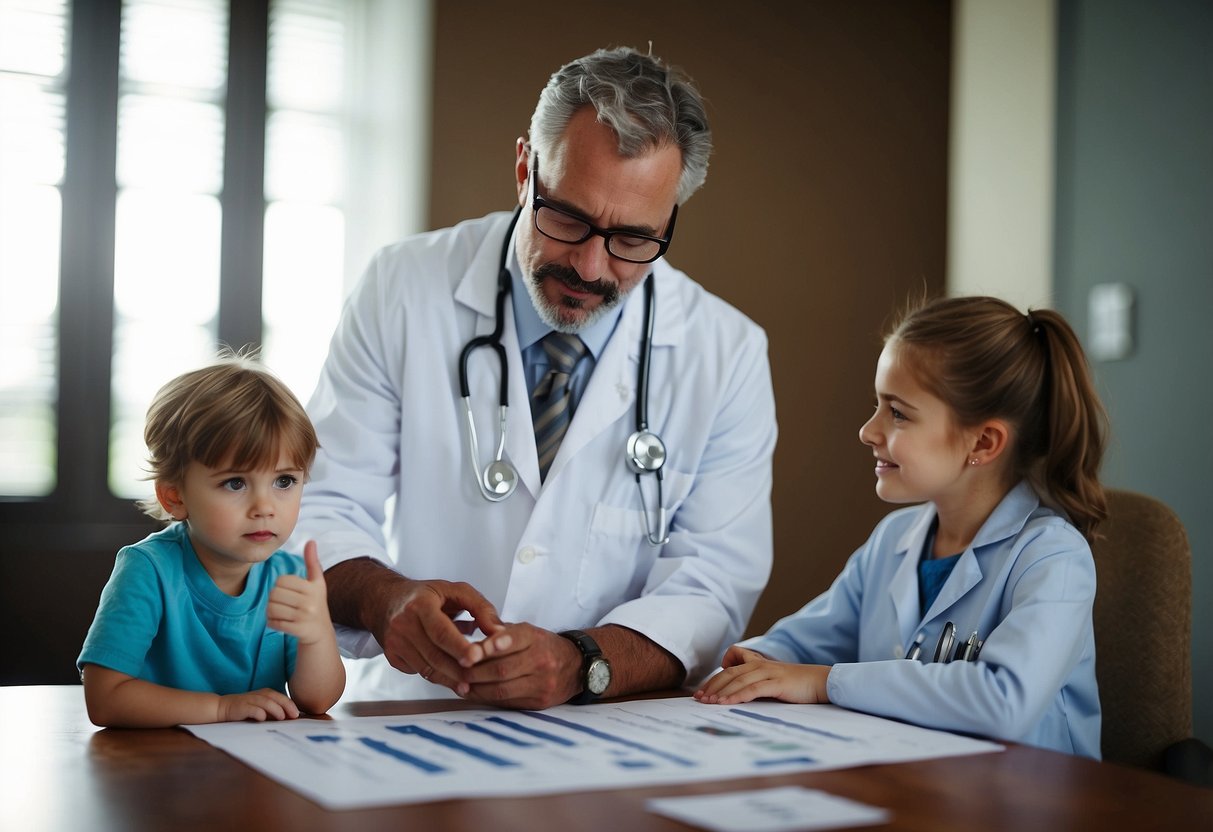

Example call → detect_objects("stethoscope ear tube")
634 275 657 431
458 212 669 545
629 275 669 545
459 208 521 502
636 468 669 546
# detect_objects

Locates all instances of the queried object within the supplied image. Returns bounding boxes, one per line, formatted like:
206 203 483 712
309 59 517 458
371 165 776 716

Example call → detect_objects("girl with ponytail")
696 296 1107 758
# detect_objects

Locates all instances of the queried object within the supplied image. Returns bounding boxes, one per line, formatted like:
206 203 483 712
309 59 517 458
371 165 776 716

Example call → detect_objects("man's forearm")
589 624 684 697
325 557 411 639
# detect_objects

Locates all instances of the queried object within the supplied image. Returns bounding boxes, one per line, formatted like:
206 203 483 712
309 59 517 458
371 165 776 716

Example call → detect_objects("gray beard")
523 266 621 334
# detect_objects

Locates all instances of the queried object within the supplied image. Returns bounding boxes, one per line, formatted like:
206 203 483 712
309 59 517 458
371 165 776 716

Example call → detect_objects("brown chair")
1091 488 1210 784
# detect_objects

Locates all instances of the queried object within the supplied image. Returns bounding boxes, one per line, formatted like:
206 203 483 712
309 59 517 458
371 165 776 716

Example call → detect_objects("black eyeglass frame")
527 151 678 265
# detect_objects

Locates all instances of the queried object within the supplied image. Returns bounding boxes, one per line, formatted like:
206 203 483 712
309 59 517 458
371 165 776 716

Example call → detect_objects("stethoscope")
906 621 984 663
457 206 670 545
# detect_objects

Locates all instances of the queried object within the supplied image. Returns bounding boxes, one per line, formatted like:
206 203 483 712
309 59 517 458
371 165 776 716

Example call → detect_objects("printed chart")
187 697 1001 809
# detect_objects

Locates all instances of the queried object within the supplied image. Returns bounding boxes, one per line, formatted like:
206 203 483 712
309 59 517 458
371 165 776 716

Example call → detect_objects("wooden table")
2 685 1209 831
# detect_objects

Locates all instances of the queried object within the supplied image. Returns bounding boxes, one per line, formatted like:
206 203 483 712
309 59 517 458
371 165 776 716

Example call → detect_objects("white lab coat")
740 481 1101 757
293 211 777 700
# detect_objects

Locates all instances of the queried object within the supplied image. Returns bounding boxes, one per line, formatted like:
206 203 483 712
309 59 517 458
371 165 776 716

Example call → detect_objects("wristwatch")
559 629 611 705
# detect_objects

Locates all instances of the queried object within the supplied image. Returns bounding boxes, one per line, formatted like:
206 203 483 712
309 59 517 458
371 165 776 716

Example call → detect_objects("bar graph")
189 698 1003 810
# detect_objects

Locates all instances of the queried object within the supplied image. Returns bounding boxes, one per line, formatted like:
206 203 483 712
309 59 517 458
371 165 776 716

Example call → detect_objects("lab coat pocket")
576 502 650 611
575 469 692 611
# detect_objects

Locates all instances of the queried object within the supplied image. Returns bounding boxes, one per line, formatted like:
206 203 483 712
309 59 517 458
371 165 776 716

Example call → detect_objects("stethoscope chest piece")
626 430 666 473
482 459 518 500
459 210 668 544
462 399 517 502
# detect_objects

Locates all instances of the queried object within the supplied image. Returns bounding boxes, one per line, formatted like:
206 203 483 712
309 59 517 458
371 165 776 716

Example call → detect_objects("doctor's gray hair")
529 46 712 204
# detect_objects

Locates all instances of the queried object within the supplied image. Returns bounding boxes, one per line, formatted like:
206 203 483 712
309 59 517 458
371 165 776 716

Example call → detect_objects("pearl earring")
969 458 979 466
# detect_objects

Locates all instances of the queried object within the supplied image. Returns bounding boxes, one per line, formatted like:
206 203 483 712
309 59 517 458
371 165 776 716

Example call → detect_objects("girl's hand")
216 688 300 722
720 644 770 668
694 649 832 705
268 541 336 646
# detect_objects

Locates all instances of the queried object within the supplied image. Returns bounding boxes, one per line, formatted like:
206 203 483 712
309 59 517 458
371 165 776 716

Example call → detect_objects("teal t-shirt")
78 522 303 695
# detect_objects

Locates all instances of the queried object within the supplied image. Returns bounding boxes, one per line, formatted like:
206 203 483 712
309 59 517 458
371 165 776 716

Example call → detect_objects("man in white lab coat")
294 46 777 709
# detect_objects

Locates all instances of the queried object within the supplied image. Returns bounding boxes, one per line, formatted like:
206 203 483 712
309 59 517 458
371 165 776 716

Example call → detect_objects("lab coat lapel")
501 306 542 498
891 511 984 629
923 550 983 621
452 214 507 320
544 269 685 484
921 482 1039 620
452 213 543 500
889 505 935 642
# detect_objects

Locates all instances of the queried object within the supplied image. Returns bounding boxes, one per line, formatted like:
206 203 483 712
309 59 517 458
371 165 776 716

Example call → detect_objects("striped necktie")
531 332 587 481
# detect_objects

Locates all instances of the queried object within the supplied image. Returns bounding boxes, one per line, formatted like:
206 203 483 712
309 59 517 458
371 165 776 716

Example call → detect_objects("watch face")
586 657 611 695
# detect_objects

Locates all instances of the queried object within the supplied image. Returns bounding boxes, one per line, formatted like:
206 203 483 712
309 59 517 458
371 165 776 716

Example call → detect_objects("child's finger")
251 689 298 720
303 540 325 584
708 665 770 700
720 646 749 667
697 665 741 697
267 599 297 622
271 577 310 599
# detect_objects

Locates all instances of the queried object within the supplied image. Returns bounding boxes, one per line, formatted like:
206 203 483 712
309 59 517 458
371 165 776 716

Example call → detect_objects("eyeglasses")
529 152 678 264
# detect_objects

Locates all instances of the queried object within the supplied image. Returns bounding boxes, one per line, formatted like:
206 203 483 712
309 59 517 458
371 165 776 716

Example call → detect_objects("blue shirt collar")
507 221 621 359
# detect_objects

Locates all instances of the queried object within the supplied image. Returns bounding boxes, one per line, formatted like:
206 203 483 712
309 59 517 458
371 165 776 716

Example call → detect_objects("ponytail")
1026 309 1108 539
889 297 1108 541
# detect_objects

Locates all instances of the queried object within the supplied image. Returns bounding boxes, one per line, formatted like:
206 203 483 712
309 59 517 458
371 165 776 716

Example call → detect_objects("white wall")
949 0 1056 310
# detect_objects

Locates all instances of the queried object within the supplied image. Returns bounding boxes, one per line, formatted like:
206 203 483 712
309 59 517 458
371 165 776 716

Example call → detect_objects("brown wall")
429 1 951 636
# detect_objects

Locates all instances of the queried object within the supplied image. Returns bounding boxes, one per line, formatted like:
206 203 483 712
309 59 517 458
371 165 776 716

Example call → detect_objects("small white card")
646 785 890 832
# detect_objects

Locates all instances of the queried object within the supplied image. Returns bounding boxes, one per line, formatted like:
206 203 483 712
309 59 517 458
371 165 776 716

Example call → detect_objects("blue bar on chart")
484 715 578 747
387 724 519 768
754 756 818 766
521 711 696 767
730 709 855 742
358 737 446 773
455 721 538 748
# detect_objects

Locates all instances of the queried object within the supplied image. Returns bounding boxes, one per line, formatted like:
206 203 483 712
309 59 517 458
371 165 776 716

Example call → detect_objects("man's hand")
379 579 505 696
457 623 583 709
459 623 685 709
325 561 683 707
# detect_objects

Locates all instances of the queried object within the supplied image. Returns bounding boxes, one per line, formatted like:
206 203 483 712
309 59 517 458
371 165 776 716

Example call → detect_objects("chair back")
1092 489 1192 769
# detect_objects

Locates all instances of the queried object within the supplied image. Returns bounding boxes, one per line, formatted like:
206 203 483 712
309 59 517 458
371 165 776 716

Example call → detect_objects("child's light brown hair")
138 353 319 522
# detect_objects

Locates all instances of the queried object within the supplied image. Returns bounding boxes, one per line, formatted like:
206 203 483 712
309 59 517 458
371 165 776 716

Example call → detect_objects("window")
260 0 347 409
0 0 69 496
109 0 230 497
0 0 426 515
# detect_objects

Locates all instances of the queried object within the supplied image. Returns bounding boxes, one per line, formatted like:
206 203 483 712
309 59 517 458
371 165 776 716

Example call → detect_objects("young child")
695 296 1107 758
78 355 345 727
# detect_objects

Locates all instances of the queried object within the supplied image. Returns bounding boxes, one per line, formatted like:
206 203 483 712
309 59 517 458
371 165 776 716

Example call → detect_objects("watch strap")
559 629 605 705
